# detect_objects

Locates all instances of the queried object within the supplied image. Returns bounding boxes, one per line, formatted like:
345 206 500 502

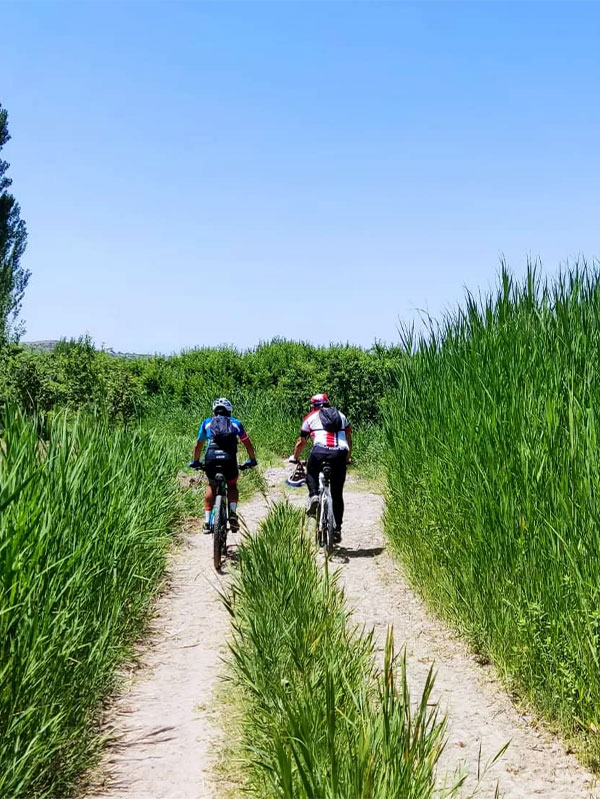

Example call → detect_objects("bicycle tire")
324 488 335 555
213 495 226 571
316 490 324 548
314 510 321 547
220 496 228 556
320 492 329 553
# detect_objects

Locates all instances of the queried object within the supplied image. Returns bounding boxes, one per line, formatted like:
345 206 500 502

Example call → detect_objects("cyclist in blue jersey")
190 398 257 533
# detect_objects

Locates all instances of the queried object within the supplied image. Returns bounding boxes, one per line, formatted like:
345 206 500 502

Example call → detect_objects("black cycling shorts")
205 448 239 484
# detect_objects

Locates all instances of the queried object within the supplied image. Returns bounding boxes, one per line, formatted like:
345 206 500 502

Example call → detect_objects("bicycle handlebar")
189 459 257 472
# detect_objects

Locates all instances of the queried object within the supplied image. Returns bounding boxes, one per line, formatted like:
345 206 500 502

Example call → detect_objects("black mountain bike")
193 460 255 571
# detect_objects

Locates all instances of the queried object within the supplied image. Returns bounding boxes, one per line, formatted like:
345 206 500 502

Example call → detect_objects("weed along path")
90 467 596 799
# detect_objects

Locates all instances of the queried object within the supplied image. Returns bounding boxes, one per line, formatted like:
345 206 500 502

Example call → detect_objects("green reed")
0 408 179 797
384 262 600 764
225 503 446 798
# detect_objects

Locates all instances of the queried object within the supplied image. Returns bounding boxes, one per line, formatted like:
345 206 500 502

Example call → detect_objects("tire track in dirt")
88 467 597 798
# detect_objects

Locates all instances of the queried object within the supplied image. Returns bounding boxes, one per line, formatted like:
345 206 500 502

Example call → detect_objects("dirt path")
332 487 597 799
88 496 270 799
89 468 597 798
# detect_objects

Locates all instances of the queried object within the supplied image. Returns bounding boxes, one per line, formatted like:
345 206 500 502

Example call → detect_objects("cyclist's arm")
193 439 205 462
242 436 256 461
193 420 208 462
234 421 257 462
293 434 309 462
346 429 353 463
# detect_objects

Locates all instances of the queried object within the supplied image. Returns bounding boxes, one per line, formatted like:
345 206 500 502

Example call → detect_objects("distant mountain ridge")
23 340 151 359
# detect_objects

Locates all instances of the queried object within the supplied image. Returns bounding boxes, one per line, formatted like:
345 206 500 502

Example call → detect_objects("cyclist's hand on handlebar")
240 458 257 470
189 459 204 470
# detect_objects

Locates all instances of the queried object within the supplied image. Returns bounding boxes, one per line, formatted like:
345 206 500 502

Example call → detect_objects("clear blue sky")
1 1 598 353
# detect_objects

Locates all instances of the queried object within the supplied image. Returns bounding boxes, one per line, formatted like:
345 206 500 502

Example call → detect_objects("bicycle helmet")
212 397 233 415
310 393 330 409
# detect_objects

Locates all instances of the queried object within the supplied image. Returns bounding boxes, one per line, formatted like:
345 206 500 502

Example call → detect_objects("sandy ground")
332 489 597 799
88 467 597 799
86 497 269 800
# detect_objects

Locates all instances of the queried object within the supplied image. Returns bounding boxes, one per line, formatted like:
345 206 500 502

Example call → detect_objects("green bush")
0 337 145 422
134 339 399 425
1 338 400 466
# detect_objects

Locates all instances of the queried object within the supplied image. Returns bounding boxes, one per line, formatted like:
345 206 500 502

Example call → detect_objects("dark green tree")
0 102 29 344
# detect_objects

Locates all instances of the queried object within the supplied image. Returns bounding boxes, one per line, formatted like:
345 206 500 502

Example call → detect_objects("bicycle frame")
209 472 229 526
210 471 229 572
191 458 255 571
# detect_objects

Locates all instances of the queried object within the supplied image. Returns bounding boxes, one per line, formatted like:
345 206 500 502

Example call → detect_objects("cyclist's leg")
204 483 216 510
228 481 239 504
203 451 219 533
224 456 240 531
329 450 348 530
306 450 322 515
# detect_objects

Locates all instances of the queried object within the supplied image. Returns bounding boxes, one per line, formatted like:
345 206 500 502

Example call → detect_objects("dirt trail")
334 488 597 799
89 468 597 798
88 496 270 799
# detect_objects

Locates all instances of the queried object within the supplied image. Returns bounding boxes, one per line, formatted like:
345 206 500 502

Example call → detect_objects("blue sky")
1 1 598 353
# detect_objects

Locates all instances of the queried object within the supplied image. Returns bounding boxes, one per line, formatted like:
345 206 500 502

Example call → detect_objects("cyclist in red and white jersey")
291 393 352 542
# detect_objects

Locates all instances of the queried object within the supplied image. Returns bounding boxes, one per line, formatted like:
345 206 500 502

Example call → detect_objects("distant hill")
23 340 60 353
22 340 152 359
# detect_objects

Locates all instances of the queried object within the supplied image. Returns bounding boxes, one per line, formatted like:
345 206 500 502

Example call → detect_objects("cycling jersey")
197 416 249 453
300 409 351 450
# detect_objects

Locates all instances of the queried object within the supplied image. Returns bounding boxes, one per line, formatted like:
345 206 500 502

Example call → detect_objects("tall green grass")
384 263 600 762
145 391 384 483
0 408 179 797
143 390 297 462
225 504 446 798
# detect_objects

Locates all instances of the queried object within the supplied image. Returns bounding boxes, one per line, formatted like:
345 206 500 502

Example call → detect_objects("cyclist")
291 393 352 542
190 397 257 534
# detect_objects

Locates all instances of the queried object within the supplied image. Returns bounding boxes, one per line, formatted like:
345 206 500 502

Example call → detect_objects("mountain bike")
192 460 256 571
316 464 336 556
287 459 337 555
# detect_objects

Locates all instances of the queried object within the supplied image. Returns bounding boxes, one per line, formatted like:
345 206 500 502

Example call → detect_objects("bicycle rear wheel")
320 491 335 555
220 498 228 555
213 495 226 571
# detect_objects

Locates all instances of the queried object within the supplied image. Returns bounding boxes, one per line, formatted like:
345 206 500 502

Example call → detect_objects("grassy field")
384 264 600 765
225 503 447 798
0 338 389 796
5 264 600 793
0 408 180 797
145 390 384 482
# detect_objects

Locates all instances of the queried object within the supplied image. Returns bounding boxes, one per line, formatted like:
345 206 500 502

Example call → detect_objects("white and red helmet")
310 393 329 409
